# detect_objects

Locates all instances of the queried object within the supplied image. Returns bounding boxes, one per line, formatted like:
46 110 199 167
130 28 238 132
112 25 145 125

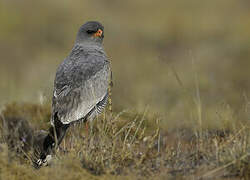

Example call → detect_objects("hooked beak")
93 29 103 37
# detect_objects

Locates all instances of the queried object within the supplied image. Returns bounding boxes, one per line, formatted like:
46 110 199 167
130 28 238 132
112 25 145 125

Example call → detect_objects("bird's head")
75 21 104 45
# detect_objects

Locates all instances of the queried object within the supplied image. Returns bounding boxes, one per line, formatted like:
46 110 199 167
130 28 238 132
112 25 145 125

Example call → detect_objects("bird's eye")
86 29 97 34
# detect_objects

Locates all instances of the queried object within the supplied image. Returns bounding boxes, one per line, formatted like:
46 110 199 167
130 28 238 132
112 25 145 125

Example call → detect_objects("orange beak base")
93 29 103 37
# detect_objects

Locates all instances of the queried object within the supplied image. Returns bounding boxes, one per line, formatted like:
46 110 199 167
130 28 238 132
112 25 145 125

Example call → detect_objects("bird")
37 21 111 166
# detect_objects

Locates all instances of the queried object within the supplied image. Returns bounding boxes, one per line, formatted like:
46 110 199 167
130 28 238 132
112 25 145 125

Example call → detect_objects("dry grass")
0 103 249 179
1 0 250 179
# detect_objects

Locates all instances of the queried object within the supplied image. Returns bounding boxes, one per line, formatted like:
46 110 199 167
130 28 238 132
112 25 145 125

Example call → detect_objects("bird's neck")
70 43 105 58
75 42 103 50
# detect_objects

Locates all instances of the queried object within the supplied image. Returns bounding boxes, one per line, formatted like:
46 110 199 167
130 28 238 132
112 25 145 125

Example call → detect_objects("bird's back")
52 44 110 125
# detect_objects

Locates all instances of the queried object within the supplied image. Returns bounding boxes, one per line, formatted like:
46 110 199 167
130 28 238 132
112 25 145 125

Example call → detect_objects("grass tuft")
0 102 250 179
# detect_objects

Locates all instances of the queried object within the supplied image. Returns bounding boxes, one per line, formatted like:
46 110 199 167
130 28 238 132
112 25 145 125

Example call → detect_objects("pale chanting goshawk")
37 21 111 167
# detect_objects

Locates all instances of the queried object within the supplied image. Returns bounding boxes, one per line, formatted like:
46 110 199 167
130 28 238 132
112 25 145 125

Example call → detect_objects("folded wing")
51 53 110 125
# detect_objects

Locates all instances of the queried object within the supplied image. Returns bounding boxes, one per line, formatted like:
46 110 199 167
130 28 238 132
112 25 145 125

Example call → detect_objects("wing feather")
51 49 110 125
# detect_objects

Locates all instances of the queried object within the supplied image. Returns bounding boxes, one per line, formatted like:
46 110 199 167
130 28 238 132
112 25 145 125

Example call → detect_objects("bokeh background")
1 0 250 129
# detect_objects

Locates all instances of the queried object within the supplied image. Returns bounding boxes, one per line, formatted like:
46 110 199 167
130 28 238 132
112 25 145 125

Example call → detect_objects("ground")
0 103 249 179
1 0 250 179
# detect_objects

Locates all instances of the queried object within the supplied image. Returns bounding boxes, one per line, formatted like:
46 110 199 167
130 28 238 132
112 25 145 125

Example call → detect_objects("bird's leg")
85 121 89 138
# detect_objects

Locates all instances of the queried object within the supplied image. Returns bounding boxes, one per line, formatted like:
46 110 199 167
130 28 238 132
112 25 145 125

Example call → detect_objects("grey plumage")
35 21 111 167
52 22 111 125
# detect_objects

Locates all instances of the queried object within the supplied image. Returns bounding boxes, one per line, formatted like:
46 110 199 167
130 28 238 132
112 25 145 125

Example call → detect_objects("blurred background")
1 0 250 128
